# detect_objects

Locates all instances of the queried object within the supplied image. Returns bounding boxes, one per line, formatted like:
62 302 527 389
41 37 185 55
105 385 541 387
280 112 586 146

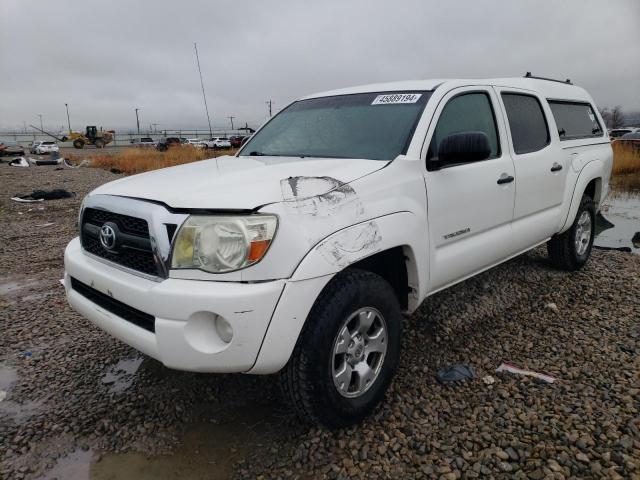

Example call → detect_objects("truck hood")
91 155 389 210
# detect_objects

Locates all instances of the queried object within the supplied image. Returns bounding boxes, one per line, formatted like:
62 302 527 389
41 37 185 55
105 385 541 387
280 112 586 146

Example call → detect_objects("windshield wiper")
249 151 268 156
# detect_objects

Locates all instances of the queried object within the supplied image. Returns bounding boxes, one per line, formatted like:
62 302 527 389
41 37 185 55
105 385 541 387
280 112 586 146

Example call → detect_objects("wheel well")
584 178 601 203
347 247 409 310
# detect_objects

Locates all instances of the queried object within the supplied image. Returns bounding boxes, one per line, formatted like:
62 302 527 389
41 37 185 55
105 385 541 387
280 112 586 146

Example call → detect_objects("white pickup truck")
64 76 612 427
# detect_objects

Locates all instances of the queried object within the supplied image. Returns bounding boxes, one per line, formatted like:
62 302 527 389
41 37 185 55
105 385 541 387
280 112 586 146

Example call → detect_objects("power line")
194 42 213 138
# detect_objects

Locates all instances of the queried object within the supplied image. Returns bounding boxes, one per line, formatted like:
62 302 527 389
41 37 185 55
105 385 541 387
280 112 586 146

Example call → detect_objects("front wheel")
547 194 596 271
279 269 402 428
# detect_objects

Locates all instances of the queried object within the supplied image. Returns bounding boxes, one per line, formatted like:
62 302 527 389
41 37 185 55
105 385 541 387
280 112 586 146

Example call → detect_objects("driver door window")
427 92 500 163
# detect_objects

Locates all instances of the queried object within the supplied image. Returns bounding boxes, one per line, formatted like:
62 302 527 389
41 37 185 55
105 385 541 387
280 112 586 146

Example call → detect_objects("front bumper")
64 237 287 372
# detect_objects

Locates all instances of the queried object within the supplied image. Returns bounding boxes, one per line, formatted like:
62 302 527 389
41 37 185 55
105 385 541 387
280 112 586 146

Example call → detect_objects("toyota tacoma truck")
64 75 612 427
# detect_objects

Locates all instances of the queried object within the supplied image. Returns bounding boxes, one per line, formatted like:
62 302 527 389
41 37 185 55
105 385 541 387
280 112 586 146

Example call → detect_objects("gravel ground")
0 162 639 479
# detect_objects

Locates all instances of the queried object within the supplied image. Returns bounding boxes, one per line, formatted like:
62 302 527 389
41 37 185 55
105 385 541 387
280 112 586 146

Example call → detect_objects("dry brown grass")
612 141 640 175
89 146 238 175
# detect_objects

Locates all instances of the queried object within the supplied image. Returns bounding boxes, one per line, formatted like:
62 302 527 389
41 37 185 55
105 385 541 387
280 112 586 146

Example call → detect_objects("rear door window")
501 93 550 154
548 101 603 140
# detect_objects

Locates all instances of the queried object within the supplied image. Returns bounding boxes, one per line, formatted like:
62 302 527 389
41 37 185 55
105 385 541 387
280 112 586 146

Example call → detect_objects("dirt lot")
0 162 639 479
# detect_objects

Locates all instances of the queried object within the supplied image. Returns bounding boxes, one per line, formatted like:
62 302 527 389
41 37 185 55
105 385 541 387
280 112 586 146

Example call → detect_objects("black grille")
84 208 149 236
71 277 155 333
81 208 159 277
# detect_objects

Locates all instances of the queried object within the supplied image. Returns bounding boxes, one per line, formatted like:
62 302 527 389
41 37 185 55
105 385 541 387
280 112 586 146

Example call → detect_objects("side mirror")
433 131 491 169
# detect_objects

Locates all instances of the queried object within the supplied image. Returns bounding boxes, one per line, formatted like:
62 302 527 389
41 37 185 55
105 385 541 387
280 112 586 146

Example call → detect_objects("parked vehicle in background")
609 128 638 140
0 140 25 157
207 137 232 149
130 137 156 147
229 135 246 148
186 138 206 148
30 141 60 154
156 137 183 152
64 76 611 428
619 131 640 149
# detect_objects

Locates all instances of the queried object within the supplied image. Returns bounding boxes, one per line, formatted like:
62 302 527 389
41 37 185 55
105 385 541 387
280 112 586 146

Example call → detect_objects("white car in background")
30 141 60 154
186 138 207 148
192 138 232 149
207 137 232 149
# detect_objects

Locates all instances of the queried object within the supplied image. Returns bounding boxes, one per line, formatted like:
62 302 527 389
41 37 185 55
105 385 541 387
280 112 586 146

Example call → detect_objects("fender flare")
248 212 427 374
289 211 426 298
559 160 603 234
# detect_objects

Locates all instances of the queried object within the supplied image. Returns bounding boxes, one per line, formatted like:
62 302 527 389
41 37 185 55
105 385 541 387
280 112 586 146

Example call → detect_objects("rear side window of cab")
547 100 604 141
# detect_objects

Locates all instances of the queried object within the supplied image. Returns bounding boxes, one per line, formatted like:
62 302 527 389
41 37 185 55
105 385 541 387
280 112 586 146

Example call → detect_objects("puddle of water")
0 278 42 296
36 448 94 480
0 399 45 422
101 357 144 393
91 403 288 480
0 363 18 392
0 362 45 421
595 175 640 254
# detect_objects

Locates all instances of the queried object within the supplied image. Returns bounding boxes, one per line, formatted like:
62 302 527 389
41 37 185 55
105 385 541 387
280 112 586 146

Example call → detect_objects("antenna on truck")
524 72 572 85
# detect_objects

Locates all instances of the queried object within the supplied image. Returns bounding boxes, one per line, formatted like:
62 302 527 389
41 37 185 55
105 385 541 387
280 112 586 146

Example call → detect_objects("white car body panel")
64 77 613 374
92 155 387 210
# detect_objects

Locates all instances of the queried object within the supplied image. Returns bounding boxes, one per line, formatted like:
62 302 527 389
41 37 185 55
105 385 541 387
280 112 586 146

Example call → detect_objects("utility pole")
194 42 213 138
227 116 235 130
38 114 44 131
266 100 273 117
152 123 159 133
65 103 71 133
135 108 140 134
22 121 27 133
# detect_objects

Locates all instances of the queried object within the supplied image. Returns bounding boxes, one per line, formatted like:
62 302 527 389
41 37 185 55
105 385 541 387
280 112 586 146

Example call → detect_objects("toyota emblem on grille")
100 224 117 250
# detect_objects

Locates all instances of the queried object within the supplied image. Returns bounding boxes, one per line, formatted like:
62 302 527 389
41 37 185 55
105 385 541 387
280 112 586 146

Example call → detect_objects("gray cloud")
1 0 638 132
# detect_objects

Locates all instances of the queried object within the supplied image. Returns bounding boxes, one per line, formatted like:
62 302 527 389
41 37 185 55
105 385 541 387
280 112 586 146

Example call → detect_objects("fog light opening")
215 316 234 344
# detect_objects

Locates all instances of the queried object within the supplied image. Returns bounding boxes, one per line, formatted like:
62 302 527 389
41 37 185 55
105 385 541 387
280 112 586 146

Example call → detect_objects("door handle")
497 173 514 185
551 163 563 172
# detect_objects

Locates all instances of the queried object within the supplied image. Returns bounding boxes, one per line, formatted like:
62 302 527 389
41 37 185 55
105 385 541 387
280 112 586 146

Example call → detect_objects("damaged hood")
91 155 388 210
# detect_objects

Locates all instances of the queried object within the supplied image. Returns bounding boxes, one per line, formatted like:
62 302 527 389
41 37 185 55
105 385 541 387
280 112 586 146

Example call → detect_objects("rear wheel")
280 269 402 428
73 139 85 149
94 139 105 148
547 194 596 270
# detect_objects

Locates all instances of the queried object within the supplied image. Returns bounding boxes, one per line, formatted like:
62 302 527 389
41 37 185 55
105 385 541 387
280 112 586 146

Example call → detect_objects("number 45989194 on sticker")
371 93 422 105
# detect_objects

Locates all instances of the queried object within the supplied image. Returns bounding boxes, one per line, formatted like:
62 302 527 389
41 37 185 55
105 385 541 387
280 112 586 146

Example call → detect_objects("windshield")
239 91 432 160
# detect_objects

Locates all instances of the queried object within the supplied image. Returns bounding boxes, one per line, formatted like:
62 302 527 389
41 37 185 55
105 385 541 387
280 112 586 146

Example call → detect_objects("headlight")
171 215 278 273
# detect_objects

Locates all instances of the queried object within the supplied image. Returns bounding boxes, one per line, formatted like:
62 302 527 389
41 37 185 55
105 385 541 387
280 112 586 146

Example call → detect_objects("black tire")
73 139 84 149
279 269 402 428
547 194 596 271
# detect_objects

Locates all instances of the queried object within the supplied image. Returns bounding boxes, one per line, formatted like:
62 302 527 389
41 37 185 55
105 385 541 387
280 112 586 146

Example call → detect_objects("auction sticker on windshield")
372 93 422 105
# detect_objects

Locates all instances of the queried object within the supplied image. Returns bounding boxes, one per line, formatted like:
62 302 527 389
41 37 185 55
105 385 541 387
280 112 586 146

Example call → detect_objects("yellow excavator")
30 125 114 149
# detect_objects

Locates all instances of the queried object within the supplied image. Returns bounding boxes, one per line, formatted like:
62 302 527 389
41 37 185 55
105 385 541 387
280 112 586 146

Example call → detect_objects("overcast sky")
1 0 639 133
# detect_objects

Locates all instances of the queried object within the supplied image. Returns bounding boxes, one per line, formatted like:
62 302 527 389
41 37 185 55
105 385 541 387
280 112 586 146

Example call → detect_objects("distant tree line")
599 106 625 129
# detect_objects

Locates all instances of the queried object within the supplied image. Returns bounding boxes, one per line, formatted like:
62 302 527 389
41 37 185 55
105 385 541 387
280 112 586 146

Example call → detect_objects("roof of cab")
302 77 594 104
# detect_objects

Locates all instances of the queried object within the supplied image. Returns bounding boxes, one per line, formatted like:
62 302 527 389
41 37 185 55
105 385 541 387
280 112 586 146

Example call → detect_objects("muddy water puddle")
0 362 45 421
595 175 640 254
92 403 286 480
36 448 94 480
